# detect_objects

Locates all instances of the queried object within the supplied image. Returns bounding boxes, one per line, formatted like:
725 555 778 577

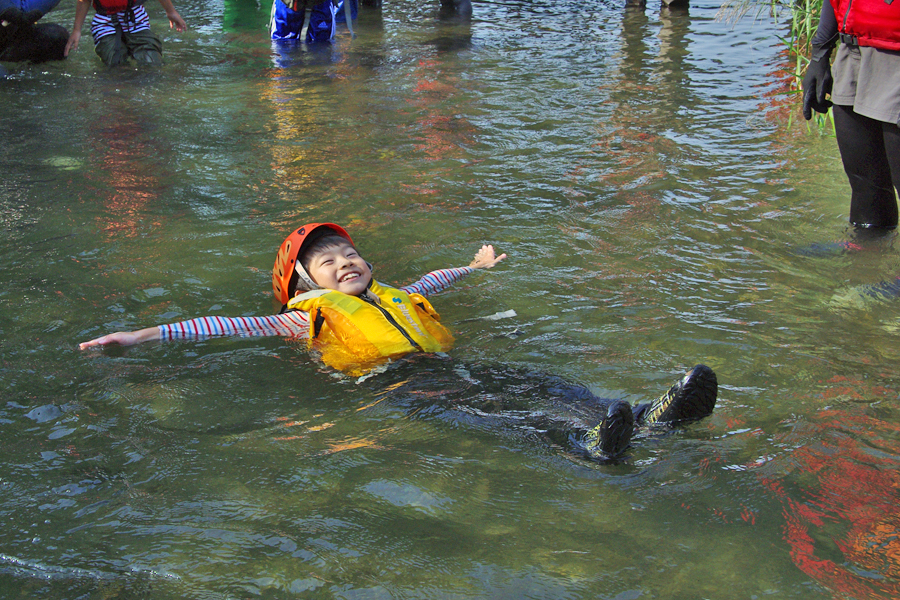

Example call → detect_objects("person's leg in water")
850 119 900 298
94 28 130 67
884 117 900 212
788 113 900 256
833 104 899 230
630 364 718 425
305 0 335 42
578 364 718 458
397 360 718 461
270 0 306 40
123 28 163 65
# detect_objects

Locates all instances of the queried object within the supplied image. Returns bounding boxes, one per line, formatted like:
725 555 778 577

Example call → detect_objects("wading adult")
803 0 900 230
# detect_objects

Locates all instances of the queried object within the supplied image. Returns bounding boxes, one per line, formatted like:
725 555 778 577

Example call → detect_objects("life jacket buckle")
839 33 859 46
312 308 325 339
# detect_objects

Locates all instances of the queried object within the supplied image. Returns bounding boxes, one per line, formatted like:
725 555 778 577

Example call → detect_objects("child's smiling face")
303 240 372 296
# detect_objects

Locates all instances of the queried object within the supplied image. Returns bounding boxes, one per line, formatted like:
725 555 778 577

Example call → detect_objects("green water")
1 0 899 598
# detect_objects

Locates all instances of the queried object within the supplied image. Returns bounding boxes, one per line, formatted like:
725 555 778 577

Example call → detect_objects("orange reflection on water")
405 58 475 163
762 408 900 600
86 117 169 240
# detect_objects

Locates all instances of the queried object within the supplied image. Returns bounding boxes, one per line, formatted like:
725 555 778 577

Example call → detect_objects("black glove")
802 45 834 120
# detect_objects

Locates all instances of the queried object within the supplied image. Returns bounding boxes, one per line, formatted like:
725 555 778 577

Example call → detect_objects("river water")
1 0 899 598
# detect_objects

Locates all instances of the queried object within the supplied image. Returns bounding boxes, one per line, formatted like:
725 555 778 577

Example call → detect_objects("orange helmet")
272 223 353 305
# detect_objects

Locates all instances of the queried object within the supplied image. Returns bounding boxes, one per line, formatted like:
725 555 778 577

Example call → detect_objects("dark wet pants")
369 357 645 459
94 27 162 67
833 104 900 229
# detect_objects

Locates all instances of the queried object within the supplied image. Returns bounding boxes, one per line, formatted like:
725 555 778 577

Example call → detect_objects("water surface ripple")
1 0 898 598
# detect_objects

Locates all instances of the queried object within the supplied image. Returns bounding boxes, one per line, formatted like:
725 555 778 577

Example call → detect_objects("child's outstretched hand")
167 10 187 31
157 0 187 31
78 327 160 350
469 245 507 269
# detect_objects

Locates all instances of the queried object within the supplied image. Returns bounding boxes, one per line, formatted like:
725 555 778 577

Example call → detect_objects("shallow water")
1 0 899 598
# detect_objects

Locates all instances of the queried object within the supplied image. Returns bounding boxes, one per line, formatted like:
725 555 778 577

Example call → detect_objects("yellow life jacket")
287 280 454 375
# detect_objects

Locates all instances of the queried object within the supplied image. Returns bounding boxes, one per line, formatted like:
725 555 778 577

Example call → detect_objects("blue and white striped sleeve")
401 267 474 297
158 310 310 341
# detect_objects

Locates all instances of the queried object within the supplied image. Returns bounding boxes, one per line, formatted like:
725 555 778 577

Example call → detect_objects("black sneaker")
637 364 717 425
586 400 634 457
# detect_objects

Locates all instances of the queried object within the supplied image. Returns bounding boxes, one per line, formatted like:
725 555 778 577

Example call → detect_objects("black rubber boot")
635 364 717 425
586 400 634 458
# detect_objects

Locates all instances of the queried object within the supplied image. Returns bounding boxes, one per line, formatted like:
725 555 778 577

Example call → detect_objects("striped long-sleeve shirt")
90 5 152 44
159 267 474 341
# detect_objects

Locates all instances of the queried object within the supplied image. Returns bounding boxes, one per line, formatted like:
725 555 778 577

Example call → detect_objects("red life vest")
829 0 900 51
92 0 136 16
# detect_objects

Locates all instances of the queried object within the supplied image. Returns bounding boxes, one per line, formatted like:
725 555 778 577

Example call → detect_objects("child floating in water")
79 223 504 370
79 222 717 458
